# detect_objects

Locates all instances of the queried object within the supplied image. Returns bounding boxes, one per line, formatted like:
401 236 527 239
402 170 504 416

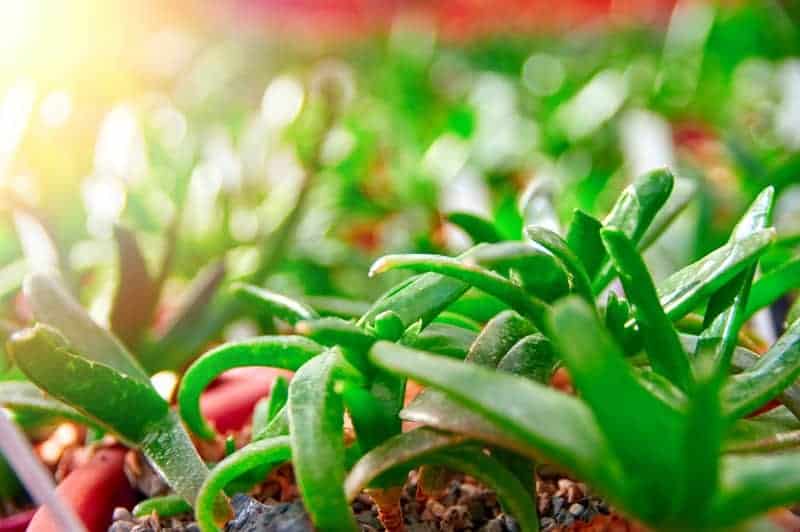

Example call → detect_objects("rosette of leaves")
361 173 800 530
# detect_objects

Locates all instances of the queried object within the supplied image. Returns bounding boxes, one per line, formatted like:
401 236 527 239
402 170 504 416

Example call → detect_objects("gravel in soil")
110 464 621 532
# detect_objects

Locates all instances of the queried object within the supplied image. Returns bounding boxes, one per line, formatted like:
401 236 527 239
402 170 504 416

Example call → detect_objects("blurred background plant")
4 0 800 523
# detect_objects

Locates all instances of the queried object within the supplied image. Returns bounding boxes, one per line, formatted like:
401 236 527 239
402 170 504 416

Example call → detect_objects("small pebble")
568 503 584 516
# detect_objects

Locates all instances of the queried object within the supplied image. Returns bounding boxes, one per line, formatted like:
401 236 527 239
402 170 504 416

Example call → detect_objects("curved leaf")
447 212 502 244
178 336 323 440
524 226 593 303
409 323 477 359
369 254 547 328
296 317 375 353
288 351 359 531
233 283 318 325
745 258 800 320
466 310 535 368
302 296 370 320
725 318 800 419
196 436 291 532
345 430 539 531
344 427 468 499
370 341 619 495
497 333 558 383
133 494 192 518
251 376 289 441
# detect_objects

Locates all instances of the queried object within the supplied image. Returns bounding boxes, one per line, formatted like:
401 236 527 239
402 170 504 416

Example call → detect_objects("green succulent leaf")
725 318 800 419
638 177 696 250
196 436 292 532
296 317 375 353
601 228 691 390
745 258 800 321
8 324 214 511
565 209 605 278
288 350 360 531
370 341 620 495
359 273 469 330
301 296 370 320
714 451 800 527
447 212 502 243
369 254 547 328
657 228 776 321
408 323 477 359
496 333 558 383
233 283 318 325
251 375 289 441
178 336 323 440
24 272 150 383
0 380 94 427
133 494 193 518
547 297 684 520
466 310 536 368
344 427 468 498
524 226 593 304
593 167 675 292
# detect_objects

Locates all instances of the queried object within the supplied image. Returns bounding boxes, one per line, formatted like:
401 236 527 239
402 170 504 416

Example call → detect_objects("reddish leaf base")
0 509 36 532
28 447 136 532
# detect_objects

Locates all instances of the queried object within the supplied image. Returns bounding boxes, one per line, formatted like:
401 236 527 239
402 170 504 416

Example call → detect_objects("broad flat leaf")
525 226 593 303
233 283 318 325
370 342 621 495
0 381 93 427
288 351 359 531
196 436 291 531
466 310 535 368
725 318 800 419
601 229 691 390
110 225 159 348
656 229 776 321
447 212 502 243
565 210 604 278
344 428 468 498
548 297 684 521
177 336 323 440
24 272 149 383
369 254 547 328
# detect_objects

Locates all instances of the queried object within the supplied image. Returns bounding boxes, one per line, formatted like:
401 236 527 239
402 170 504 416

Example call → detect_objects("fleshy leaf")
601 228 691 390
745 258 800 320
565 210 604 278
24 272 150 383
465 310 535 368
369 254 547 328
178 336 323 440
288 350 360 531
524 226 593 304
547 297 684 520
0 381 94 428
233 283 318 325
370 341 620 495
447 212 502 244
196 436 291 531
496 333 558 383
656 229 776 321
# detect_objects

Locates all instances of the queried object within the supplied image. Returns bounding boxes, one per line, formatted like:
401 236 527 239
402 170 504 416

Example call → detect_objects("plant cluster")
5 167 800 531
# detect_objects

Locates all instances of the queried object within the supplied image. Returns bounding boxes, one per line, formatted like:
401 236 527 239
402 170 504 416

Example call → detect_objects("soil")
109 462 632 532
